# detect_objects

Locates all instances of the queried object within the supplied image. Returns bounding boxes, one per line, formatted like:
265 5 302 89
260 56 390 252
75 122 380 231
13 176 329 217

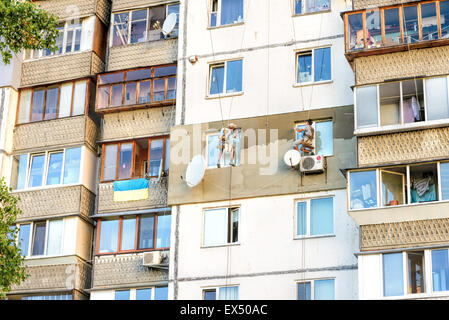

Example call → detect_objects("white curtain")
46 219 63 255
72 81 87 116
18 90 31 123
203 208 227 246
426 77 449 121
219 286 239 300
59 83 73 118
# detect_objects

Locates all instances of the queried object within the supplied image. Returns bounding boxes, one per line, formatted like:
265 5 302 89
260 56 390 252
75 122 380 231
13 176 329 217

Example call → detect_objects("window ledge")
292 9 331 18
206 91 244 100
294 234 335 240
109 36 178 49
355 118 449 137
23 49 91 63
201 242 240 249
207 22 244 30
293 80 333 88
348 198 449 213
12 183 83 194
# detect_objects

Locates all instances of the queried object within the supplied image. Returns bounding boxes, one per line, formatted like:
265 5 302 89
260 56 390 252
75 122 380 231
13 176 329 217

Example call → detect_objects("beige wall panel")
14 185 94 221
107 39 177 72
13 116 99 153
354 46 449 86
112 0 174 11
358 127 449 167
361 218 449 251
35 0 111 24
102 106 175 141
92 253 168 288
21 52 104 87
97 178 168 214
353 0 421 10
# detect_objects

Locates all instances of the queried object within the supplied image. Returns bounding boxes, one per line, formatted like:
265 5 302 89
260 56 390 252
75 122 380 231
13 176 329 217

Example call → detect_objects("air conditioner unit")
142 251 162 267
300 155 325 173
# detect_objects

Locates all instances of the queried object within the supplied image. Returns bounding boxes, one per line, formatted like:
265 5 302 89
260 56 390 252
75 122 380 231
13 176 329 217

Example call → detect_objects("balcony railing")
95 65 176 113
343 1 449 59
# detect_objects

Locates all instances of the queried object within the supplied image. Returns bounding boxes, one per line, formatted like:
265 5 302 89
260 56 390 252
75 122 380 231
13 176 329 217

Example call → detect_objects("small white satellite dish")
284 149 301 168
185 155 206 188
162 13 177 37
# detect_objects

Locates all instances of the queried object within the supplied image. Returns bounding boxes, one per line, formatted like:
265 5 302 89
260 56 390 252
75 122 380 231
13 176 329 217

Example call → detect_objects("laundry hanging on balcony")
113 178 149 202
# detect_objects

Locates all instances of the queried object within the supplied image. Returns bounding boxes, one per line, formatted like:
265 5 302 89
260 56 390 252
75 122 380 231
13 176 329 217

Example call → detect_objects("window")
209 0 243 27
296 47 331 84
16 220 64 257
295 120 333 156
17 80 88 124
206 129 242 168
96 66 176 110
297 279 335 300
203 207 239 247
349 170 378 210
294 0 330 15
114 286 168 300
101 137 169 182
11 147 82 191
24 19 83 60
383 251 426 297
209 59 243 95
97 213 171 254
111 4 179 46
203 286 239 300
21 294 72 300
345 1 449 52
432 249 449 292
355 78 430 130
296 197 334 237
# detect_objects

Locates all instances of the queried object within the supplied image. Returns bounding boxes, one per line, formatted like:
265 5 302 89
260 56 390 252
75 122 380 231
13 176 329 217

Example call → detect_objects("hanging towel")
113 178 149 202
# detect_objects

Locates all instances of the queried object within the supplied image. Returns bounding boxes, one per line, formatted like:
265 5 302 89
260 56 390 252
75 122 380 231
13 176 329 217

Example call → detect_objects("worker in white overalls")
294 119 314 154
217 123 237 168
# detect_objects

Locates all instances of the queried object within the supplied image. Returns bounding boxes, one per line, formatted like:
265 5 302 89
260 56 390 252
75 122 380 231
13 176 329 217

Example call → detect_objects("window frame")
294 196 335 238
16 219 65 258
12 147 83 191
24 19 83 61
294 119 334 156
202 206 240 248
202 285 240 300
295 46 332 86
205 130 242 169
100 136 169 182
208 0 244 28
95 212 171 255
95 65 177 111
430 248 449 293
16 78 90 125
292 0 331 17
348 161 448 211
113 286 168 300
207 58 244 97
110 3 180 47
344 1 446 52
296 278 336 300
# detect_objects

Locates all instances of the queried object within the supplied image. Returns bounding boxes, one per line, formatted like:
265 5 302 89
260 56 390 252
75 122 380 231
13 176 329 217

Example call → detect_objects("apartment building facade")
6 0 110 300
343 0 449 299
168 0 359 300
89 0 179 300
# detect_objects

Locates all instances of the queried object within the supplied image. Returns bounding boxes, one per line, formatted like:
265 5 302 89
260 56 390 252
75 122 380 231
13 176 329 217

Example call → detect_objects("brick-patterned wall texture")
21 52 104 87
92 254 168 288
102 106 175 141
107 39 178 72
13 116 98 152
97 178 168 213
354 46 449 86
358 127 449 167
361 218 449 251
353 0 421 10
112 0 170 11
14 186 94 221
35 0 111 24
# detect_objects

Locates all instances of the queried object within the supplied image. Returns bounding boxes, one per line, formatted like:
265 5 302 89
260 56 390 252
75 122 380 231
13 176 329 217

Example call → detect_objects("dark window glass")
125 83 137 105
32 222 46 256
441 0 449 38
154 66 177 77
226 60 242 93
204 290 216 300
403 6 419 43
154 286 168 300
130 10 147 43
384 8 401 46
167 77 176 100
348 13 364 50
210 65 224 94
297 52 312 83
297 282 311 300
111 85 123 107
127 69 151 81
136 288 152 300
118 143 132 180
221 0 243 26
149 139 163 176
408 251 425 294
44 86 58 120
148 6 165 41
113 12 129 46
421 3 438 41
115 290 130 300
139 215 154 249
314 47 331 82
100 73 124 85
31 89 45 122
139 81 151 103
153 79 165 102
28 154 45 187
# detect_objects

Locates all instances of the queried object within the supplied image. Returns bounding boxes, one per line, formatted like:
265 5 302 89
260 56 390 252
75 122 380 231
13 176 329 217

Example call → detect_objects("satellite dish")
162 13 177 37
284 149 301 168
185 155 206 188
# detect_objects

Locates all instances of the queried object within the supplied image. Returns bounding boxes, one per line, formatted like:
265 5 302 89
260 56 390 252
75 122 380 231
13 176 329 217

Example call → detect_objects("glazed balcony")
343 1 449 63
95 65 176 115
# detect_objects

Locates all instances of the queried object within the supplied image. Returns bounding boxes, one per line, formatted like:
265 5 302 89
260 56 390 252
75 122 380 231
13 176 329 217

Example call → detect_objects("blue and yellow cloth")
113 178 149 202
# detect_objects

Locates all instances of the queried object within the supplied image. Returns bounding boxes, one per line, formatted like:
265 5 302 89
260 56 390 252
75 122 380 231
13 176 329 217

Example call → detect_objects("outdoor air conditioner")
300 155 325 173
142 251 169 269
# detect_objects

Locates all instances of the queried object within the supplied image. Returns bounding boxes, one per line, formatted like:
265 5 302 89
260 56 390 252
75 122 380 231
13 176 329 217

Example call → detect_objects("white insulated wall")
176 0 355 125
170 189 359 299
